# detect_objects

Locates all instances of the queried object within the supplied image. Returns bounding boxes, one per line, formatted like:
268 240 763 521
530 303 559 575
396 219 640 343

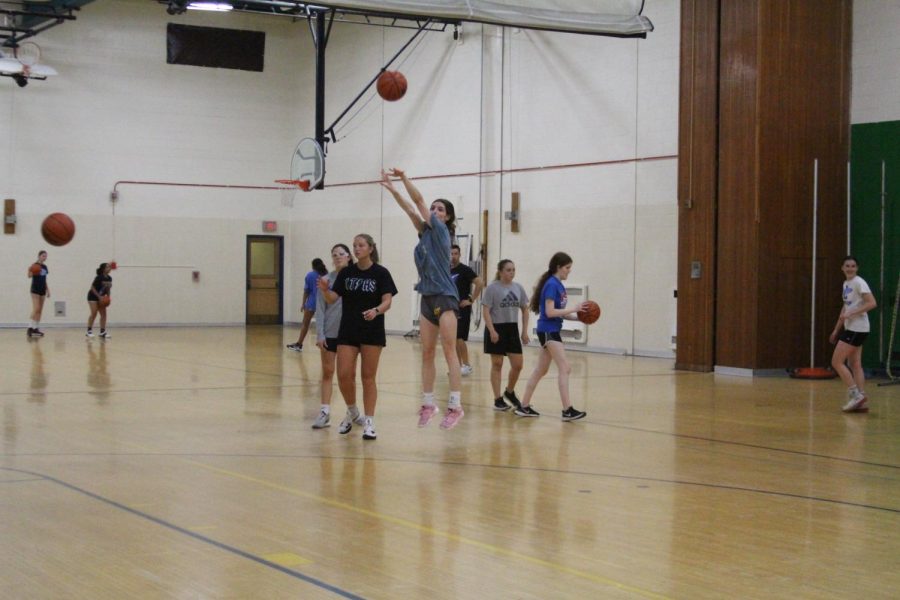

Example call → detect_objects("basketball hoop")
274 137 325 192
275 179 311 192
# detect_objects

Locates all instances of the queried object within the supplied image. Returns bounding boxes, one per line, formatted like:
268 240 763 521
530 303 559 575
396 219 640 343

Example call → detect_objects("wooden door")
246 236 283 325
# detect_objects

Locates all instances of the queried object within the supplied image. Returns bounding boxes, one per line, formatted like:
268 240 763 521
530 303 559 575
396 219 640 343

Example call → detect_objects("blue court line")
0 467 366 600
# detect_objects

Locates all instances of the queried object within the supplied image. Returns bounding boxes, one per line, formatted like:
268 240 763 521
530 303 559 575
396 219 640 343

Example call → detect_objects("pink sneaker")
439 407 465 430
417 404 439 427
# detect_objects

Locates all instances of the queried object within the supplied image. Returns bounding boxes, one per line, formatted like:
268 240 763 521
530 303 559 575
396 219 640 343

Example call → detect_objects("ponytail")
528 252 573 313
96 262 109 276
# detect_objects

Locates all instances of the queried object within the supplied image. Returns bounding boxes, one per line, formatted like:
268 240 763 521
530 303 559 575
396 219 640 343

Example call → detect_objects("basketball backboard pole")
311 8 332 190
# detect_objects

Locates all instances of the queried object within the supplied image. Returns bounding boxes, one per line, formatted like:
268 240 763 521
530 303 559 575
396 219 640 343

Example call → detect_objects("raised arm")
380 169 425 233
393 168 431 222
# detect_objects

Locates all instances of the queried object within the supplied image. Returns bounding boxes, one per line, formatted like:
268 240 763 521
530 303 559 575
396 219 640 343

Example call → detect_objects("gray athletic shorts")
420 294 459 326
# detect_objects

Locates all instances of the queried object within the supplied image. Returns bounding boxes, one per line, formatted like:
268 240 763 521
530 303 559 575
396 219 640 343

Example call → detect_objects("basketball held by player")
830 255 877 413
318 234 398 440
310 243 353 430
27 250 49 338
517 252 588 421
86 262 113 339
482 259 530 412
380 167 465 430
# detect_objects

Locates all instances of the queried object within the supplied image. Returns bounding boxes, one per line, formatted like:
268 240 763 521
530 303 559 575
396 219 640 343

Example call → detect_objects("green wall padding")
850 121 900 370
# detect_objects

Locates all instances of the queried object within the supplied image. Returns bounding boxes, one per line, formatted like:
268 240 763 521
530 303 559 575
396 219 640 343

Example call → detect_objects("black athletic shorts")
537 331 563 348
484 322 522 356
338 328 386 348
320 337 339 353
456 306 472 340
420 294 459 326
838 330 868 347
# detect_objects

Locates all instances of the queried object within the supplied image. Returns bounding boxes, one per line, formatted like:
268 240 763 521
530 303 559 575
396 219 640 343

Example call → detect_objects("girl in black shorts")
311 243 352 429
86 262 113 339
27 250 49 337
481 259 530 411
318 234 398 440
829 256 877 412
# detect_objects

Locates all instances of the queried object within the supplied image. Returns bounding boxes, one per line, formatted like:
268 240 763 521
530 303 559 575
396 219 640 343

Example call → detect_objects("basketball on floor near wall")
41 212 75 246
377 70 407 101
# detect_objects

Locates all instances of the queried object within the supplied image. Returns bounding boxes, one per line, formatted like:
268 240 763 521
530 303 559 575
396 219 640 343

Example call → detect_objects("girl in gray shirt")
311 243 353 429
380 167 465 431
482 259 530 411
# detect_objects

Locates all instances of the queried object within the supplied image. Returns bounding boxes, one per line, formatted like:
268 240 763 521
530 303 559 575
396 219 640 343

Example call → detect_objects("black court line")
0 467 366 600
4 453 898 514
593 422 900 470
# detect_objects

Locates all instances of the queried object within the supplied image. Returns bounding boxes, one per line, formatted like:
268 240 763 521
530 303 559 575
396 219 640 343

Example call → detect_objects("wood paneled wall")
678 0 851 371
676 0 720 371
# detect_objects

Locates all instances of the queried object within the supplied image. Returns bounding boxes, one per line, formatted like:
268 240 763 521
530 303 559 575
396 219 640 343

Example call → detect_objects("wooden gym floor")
1 326 897 599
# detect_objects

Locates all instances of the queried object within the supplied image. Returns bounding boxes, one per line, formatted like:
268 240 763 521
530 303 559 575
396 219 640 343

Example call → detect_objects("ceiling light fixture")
187 2 234 11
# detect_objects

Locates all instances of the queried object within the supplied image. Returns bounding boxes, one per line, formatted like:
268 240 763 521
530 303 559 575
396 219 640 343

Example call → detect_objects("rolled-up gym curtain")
319 0 654 37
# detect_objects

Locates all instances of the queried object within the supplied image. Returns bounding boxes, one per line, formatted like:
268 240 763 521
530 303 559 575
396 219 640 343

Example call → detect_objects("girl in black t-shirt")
27 250 49 337
319 234 398 440
86 263 113 339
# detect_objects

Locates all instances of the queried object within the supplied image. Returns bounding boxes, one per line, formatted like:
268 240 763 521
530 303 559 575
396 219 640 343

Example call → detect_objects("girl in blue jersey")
380 168 465 430
288 258 328 351
516 252 588 421
27 250 49 337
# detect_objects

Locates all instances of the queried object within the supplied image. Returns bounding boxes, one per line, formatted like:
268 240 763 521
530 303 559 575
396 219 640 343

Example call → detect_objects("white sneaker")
85 331 94 338
362 418 377 440
99 331 111 339
311 410 330 429
842 392 867 413
460 364 473 376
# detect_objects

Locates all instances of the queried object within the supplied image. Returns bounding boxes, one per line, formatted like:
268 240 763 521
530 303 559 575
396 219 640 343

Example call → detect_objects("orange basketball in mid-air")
577 300 601 325
41 213 76 246
377 70 407 101
30 263 42 275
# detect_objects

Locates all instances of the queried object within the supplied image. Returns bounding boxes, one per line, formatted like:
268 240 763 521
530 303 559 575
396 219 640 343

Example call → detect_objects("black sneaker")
286 343 302 351
32 329 44 337
514 405 540 417
503 390 522 409
26 328 33 336
493 397 511 411
561 406 586 422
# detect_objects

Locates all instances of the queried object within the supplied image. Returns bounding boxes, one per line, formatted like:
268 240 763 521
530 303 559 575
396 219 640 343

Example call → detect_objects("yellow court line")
182 458 671 600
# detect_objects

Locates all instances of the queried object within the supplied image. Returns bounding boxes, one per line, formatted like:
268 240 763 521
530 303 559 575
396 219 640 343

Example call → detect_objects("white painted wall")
851 0 900 124
1 0 680 357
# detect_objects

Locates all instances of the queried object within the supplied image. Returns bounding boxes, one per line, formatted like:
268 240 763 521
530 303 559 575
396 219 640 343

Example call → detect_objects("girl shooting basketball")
311 244 352 429
482 259 530 411
830 256 877 413
516 252 587 421
318 234 397 440
380 168 465 430
27 250 49 338
86 262 113 339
